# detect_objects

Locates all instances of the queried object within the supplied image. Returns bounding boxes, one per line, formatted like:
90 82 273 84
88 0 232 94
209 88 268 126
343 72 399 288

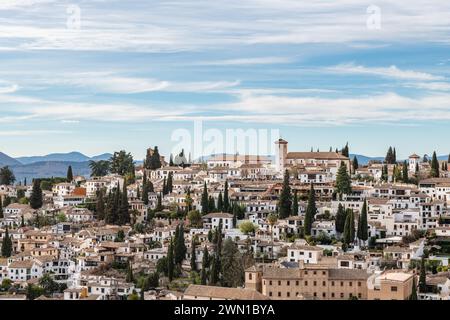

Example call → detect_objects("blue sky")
0 0 450 160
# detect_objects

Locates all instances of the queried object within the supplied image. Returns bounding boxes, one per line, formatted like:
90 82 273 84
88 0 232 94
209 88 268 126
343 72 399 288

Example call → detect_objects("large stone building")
245 262 369 300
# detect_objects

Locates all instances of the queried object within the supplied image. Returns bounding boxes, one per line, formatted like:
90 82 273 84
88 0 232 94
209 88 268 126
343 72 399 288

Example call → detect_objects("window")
358 281 361 287
313 281 317 286
305 281 308 286
331 281 335 286
296 281 299 286
278 292 281 297
313 292 317 297
313 271 317 275
305 271 308 275
287 292 290 297
358 293 362 298
340 281 344 287
278 281 281 286
249 273 252 280
269 292 273 297
322 271 326 275
287 281 290 286
391 286 398 292
322 281 326 286
340 293 344 298
322 292 326 298
331 293 335 298
349 282 352 287
269 280 272 285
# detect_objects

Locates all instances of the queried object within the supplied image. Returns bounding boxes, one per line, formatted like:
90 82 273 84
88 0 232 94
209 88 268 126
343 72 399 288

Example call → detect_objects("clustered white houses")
0 140 449 300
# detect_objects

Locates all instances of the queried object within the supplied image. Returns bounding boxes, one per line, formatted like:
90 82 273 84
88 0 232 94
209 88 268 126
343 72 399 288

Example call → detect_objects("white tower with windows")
275 138 288 173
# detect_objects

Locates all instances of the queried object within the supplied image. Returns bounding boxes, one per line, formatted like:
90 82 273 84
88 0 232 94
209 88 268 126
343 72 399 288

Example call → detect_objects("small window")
391 286 398 292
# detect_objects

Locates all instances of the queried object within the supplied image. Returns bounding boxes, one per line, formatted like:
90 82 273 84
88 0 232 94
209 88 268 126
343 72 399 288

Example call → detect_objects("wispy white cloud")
326 64 444 81
195 57 295 66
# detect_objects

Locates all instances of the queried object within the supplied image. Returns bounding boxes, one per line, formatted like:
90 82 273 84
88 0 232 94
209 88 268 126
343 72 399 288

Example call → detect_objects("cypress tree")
21 215 25 227
409 277 418 300
352 156 359 172
126 262 134 283
162 177 167 196
393 147 397 163
349 209 355 242
0 197 3 219
166 172 173 194
341 143 349 157
167 238 175 282
304 183 316 236
357 199 368 243
201 182 209 215
136 185 140 200
208 196 216 212
175 224 187 264
156 193 162 211
169 154 174 166
190 236 197 272
278 169 292 219
142 171 149 205
118 182 130 225
430 151 440 177
66 165 73 182
29 179 43 209
385 147 393 164
1 227 12 257
217 192 223 212
402 160 409 182
200 246 210 285
419 257 427 293
96 190 105 220
292 191 298 216
335 203 346 234
343 210 354 247
335 162 352 195
223 181 230 212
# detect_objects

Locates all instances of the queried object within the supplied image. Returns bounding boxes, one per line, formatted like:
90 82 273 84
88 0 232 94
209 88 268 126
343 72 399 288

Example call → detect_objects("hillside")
10 161 91 183
0 152 22 167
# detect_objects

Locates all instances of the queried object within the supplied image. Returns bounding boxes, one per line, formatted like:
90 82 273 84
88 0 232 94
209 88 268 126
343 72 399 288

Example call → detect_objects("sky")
0 0 450 160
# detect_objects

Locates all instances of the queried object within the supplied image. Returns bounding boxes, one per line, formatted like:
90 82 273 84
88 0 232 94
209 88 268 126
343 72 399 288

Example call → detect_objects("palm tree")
267 213 278 260
89 160 110 177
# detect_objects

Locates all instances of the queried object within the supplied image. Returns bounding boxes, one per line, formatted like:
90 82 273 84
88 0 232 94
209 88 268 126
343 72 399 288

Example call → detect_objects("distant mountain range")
15 152 112 165
0 151 112 183
350 153 449 165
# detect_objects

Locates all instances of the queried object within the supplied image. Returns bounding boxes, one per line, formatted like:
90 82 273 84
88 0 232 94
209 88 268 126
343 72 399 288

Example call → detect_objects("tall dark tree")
190 236 197 272
217 192 223 212
357 199 368 243
169 154 174 166
30 179 43 209
385 146 395 164
352 156 359 172
430 151 440 178
278 169 292 219
419 257 427 293
292 191 298 216
223 181 230 212
200 246 210 285
66 165 73 182
343 209 355 247
174 224 187 264
304 183 316 236
110 150 135 176
0 166 15 185
409 277 418 300
335 162 352 195
96 190 106 220
142 171 149 205
1 227 12 257
118 182 130 225
335 203 347 234
166 172 173 194
341 142 349 157
221 238 244 287
201 182 209 215
167 238 175 282
402 160 409 182
208 196 216 213
105 190 116 224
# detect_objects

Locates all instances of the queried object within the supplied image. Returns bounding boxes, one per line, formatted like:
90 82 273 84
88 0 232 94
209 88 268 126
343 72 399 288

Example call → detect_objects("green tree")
201 182 209 214
174 224 187 265
96 190 105 220
352 156 359 173
217 192 223 212
118 182 130 225
239 220 258 235
278 169 292 219
419 257 427 293
341 142 349 157
357 199 368 243
208 196 216 212
409 277 418 300
1 227 12 257
292 191 298 216
223 181 230 212
167 238 175 282
110 150 135 177
335 203 346 234
343 209 355 247
335 162 352 195
187 210 202 227
304 183 316 236
430 151 440 177
190 236 197 272
221 238 244 287
89 160 110 177
66 165 73 182
126 262 134 283
142 171 149 205
0 197 3 219
402 160 409 182
200 246 209 285
30 179 43 209
0 166 15 185
166 172 173 194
